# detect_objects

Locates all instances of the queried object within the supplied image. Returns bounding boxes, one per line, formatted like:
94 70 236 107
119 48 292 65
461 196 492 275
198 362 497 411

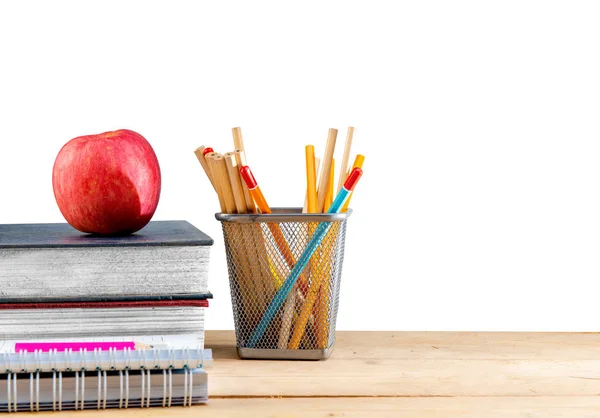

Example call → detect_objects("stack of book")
0 220 213 412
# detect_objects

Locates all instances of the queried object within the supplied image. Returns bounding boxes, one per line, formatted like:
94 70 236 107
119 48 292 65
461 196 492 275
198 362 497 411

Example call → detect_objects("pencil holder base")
237 345 334 360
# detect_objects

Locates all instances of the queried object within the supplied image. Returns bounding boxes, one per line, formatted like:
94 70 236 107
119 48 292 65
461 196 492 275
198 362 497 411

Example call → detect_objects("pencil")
315 158 335 347
224 152 247 214
277 262 294 349
303 156 320 214
194 146 217 192
287 168 363 349
209 153 237 214
205 152 227 213
341 154 365 212
248 167 364 348
316 129 337 212
281 145 320 348
240 166 270 213
337 127 354 193
234 149 257 214
323 158 335 212
240 166 310 294
313 222 337 348
231 146 274 324
232 127 245 154
305 145 318 214
222 222 261 328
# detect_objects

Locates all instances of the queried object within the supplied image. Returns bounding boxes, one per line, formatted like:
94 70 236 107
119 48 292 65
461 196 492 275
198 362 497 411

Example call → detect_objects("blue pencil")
247 168 363 348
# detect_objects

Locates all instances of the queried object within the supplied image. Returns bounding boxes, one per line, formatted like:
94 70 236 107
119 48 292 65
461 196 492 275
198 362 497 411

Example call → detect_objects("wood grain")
20 330 600 416
224 152 247 214
20 397 600 418
233 149 256 213
209 331 600 397
210 154 237 213
316 128 337 212
193 146 217 191
337 126 354 193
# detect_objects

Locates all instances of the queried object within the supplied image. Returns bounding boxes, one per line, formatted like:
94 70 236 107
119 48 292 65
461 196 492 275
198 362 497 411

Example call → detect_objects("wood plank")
16 397 600 417
208 331 600 397
208 330 600 360
13 331 600 416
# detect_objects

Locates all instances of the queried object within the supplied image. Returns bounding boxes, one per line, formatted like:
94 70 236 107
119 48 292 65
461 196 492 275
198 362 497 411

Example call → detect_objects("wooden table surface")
23 330 600 417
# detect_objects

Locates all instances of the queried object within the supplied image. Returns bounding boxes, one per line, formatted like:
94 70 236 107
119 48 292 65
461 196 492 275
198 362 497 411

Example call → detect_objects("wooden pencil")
288 219 339 350
314 158 335 347
230 142 274 323
194 146 218 192
232 127 245 154
337 127 354 193
223 222 259 328
205 152 227 213
209 153 237 214
316 129 337 213
323 158 335 212
234 149 257 213
224 152 248 214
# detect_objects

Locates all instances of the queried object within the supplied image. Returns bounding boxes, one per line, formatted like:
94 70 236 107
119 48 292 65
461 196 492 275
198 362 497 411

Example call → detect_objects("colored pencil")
240 166 310 294
303 156 320 214
314 158 335 347
248 167 364 348
305 145 318 214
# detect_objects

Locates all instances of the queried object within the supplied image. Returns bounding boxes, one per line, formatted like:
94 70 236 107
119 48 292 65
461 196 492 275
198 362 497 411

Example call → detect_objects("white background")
1 1 599 331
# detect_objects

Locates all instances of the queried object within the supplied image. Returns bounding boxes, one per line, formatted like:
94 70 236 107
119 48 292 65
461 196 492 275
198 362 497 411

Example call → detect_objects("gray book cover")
0 220 213 248
0 221 213 301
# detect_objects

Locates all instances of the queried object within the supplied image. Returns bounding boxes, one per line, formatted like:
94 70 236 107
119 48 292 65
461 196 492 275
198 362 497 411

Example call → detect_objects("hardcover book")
0 221 213 301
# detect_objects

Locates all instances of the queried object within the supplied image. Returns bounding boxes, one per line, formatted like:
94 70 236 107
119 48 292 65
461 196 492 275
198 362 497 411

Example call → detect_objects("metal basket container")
215 208 351 360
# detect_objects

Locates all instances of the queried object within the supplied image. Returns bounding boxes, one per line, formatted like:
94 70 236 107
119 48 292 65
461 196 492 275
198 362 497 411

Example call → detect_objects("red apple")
52 129 161 235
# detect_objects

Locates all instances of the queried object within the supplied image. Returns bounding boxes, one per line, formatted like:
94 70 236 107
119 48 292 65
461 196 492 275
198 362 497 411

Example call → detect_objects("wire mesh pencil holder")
216 208 350 360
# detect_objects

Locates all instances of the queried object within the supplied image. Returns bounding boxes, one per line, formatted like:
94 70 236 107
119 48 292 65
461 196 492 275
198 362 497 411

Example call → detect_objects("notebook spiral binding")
3 367 204 412
0 347 213 373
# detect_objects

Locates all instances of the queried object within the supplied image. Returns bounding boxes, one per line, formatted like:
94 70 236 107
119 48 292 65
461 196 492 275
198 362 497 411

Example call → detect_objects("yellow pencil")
315 158 335 347
306 145 317 214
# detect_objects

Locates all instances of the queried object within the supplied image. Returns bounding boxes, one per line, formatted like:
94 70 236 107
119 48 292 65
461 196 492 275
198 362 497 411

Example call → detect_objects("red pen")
240 166 309 295
239 166 272 214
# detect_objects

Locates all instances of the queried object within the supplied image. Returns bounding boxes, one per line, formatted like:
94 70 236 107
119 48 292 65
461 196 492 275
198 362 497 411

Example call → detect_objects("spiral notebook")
1 368 207 412
0 340 212 412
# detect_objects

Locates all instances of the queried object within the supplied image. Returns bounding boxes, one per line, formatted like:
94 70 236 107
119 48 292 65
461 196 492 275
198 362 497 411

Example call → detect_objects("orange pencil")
240 166 309 295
